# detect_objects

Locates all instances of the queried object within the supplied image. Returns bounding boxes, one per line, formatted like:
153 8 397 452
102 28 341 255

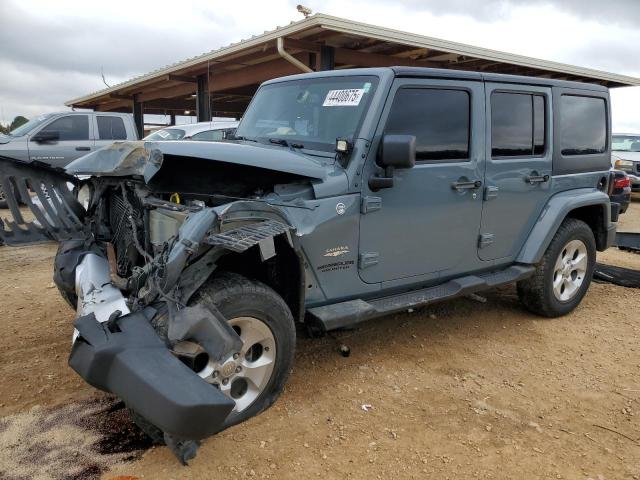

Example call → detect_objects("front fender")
516 188 612 264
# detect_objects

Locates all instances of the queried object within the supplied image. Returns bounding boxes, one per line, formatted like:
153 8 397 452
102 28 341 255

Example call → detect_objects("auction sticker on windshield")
323 89 365 107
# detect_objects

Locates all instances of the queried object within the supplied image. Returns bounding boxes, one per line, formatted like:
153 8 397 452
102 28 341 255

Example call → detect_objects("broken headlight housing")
76 183 93 211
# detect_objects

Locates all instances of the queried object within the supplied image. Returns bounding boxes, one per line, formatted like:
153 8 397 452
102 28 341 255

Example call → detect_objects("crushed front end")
0 143 307 463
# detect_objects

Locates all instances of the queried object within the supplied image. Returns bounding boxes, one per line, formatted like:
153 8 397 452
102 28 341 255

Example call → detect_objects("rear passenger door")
95 115 128 148
479 83 552 261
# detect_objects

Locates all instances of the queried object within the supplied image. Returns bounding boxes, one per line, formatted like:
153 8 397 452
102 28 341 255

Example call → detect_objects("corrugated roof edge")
66 13 640 106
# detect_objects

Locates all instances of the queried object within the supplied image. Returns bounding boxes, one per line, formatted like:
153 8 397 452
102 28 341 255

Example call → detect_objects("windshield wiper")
269 138 304 149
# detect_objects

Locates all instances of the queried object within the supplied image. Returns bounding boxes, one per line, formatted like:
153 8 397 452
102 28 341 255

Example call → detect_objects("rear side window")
491 92 546 157
40 115 89 141
191 130 225 141
97 116 127 140
385 88 470 161
560 95 607 155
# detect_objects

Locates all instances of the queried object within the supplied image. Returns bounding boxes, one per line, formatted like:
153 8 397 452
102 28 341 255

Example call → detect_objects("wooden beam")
166 74 198 83
96 99 131 111
334 48 439 68
109 93 133 100
208 57 306 92
138 82 196 102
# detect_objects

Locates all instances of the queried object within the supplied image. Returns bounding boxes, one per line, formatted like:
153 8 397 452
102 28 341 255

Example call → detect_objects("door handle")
75 146 91 151
525 174 549 185
452 179 482 190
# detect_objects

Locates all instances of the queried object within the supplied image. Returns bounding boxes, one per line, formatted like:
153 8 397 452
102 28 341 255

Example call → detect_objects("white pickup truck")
0 111 138 207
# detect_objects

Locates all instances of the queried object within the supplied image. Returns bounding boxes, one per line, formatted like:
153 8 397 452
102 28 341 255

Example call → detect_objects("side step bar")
307 265 534 332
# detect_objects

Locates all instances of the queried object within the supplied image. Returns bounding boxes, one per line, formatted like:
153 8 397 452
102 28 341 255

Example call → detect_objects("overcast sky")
1 0 639 131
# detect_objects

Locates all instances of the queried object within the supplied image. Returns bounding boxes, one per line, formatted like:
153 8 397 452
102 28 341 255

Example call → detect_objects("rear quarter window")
560 95 607 156
552 89 610 175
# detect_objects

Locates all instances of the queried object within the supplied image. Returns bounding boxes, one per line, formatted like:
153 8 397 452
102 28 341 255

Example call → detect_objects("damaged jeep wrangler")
0 67 618 463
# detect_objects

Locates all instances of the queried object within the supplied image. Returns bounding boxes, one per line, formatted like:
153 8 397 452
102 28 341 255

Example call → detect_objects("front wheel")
187 272 296 429
517 218 596 317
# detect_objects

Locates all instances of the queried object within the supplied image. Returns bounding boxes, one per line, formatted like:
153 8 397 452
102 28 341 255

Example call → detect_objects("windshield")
144 128 186 141
9 114 56 137
612 135 640 152
235 75 379 152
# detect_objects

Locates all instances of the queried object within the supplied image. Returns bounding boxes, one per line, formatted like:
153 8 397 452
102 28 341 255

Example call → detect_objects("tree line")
0 116 29 135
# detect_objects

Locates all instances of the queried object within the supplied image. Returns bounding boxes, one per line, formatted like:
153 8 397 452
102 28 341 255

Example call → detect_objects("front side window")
40 115 89 141
611 135 640 152
97 116 127 140
384 88 470 161
235 76 379 152
560 95 607 156
491 92 546 157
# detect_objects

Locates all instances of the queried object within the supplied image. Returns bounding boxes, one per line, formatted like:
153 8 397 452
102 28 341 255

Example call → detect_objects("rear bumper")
69 308 235 440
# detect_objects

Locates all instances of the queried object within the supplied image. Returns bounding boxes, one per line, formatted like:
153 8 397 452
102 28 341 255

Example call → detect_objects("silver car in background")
144 121 239 142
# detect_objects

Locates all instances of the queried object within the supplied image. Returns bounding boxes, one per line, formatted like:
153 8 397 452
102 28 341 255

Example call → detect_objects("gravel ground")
0 196 638 480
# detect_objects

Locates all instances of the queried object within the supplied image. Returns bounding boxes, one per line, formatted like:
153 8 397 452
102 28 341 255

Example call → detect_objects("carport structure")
66 13 640 138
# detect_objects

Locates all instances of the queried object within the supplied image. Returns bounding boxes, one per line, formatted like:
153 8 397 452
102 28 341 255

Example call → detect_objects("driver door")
358 78 486 285
29 114 95 167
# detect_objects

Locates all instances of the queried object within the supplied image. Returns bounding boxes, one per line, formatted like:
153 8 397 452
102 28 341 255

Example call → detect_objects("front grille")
109 189 145 276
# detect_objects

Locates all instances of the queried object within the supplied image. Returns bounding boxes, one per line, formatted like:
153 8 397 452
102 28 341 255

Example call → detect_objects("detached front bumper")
70 309 235 440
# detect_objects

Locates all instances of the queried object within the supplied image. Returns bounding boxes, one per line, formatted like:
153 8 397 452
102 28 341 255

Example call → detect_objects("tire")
0 184 8 209
191 272 296 430
517 218 596 317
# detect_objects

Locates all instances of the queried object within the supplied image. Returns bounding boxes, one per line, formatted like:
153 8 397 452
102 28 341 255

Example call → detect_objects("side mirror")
32 130 59 143
369 134 416 190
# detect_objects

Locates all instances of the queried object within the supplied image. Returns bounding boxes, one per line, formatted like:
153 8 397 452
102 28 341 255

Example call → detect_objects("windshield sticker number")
323 89 365 107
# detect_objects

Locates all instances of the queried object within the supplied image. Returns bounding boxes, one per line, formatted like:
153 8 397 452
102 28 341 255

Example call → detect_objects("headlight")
77 183 93 211
614 159 633 170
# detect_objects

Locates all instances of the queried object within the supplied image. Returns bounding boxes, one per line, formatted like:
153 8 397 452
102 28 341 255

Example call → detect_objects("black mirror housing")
379 134 416 169
32 131 59 143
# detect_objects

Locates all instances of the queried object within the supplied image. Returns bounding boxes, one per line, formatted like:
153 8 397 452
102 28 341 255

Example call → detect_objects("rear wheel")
517 218 596 317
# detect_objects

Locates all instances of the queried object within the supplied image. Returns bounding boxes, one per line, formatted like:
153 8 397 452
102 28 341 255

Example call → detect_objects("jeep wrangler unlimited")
0 67 617 463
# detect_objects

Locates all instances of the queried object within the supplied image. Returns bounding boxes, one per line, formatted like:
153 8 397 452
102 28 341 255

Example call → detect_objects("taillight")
614 177 631 189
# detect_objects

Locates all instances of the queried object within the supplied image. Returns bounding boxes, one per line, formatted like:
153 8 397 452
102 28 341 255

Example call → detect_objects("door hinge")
361 196 382 214
359 252 379 269
484 185 499 201
478 233 495 248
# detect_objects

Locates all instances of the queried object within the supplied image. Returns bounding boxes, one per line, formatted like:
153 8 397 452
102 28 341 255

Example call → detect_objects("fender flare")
516 188 611 264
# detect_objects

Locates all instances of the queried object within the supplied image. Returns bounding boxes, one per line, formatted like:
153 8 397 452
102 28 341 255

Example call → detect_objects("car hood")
65 140 328 181
0 134 13 145
612 151 640 162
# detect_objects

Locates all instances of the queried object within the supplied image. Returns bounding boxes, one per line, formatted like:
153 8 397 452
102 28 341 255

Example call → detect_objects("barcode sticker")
323 89 365 107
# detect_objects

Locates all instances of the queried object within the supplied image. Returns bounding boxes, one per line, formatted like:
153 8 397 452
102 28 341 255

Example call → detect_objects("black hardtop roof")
391 66 609 91
263 67 609 92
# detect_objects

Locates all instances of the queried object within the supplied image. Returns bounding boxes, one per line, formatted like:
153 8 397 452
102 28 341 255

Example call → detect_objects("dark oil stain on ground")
0 395 155 480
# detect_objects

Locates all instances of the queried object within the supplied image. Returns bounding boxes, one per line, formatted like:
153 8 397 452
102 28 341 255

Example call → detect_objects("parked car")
0 67 617 463
608 170 632 214
611 133 640 191
144 121 239 142
0 111 138 207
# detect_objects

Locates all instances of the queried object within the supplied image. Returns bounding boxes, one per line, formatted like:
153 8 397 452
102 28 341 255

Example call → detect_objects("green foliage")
9 116 29 132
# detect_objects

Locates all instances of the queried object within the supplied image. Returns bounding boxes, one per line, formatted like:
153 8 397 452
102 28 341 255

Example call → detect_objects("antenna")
101 67 111 88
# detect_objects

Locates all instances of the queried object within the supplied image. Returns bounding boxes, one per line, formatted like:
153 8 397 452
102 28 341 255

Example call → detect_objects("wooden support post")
132 95 144 139
196 74 211 122
320 45 335 71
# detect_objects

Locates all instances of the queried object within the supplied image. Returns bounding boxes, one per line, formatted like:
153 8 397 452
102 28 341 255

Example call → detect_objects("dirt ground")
1 197 639 480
